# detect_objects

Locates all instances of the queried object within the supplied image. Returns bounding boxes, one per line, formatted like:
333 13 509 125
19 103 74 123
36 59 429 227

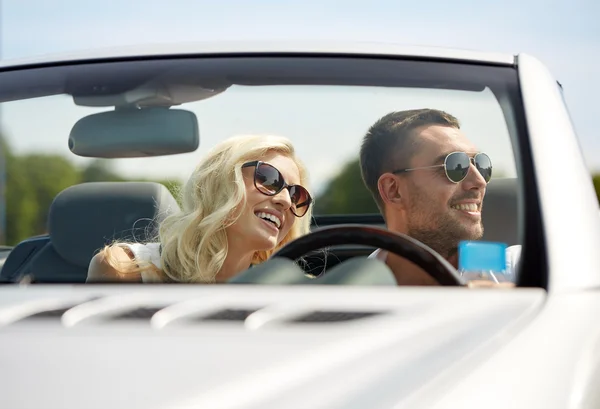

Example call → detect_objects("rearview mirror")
69 107 199 158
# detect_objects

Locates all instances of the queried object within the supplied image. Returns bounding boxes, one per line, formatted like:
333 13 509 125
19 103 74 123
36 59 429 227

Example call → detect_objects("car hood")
0 285 545 409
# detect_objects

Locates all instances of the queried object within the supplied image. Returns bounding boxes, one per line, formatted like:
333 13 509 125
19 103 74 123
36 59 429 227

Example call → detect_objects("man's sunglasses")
242 161 313 217
392 152 492 184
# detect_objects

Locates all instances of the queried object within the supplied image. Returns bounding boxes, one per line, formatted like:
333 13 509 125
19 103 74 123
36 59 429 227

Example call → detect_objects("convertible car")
0 42 599 409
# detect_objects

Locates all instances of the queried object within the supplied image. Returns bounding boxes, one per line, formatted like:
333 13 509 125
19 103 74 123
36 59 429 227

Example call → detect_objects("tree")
18 154 81 236
314 158 379 214
80 159 125 183
1 136 38 245
593 175 600 204
6 156 39 245
79 160 182 202
157 179 183 206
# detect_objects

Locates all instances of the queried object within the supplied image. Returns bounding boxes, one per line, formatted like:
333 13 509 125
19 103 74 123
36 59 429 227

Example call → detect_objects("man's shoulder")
505 244 522 278
367 248 387 261
506 244 522 257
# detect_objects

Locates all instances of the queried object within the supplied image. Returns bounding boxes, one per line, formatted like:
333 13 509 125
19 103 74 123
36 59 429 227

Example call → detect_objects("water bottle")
457 241 509 283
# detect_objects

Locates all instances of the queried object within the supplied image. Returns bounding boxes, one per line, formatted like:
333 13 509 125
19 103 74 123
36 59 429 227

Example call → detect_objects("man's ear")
377 173 405 209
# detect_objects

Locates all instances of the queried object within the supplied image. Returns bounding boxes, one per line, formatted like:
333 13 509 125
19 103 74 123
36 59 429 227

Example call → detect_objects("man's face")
397 125 488 256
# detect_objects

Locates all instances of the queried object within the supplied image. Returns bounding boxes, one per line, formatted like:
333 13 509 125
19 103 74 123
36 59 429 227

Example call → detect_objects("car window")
0 56 525 285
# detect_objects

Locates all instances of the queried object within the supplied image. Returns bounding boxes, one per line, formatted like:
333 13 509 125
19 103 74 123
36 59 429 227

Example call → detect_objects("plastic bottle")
457 241 509 283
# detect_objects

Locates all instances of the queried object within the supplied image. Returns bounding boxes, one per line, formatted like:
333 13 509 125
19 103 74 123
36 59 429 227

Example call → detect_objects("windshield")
0 55 527 286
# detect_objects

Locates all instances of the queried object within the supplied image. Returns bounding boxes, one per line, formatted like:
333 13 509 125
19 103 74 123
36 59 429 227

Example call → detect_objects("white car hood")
0 285 545 409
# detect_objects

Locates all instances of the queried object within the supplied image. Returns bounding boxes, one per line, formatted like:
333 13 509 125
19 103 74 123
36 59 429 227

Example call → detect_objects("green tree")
314 158 379 214
79 159 182 201
6 157 39 245
593 174 600 204
18 154 81 236
2 136 39 245
0 132 187 245
157 179 183 205
80 159 125 183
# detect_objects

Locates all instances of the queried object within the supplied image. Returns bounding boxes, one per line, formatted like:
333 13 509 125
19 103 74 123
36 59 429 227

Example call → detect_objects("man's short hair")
359 108 460 212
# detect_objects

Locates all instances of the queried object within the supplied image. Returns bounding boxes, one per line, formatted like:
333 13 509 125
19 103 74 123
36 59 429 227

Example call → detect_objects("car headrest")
48 182 180 267
481 178 519 245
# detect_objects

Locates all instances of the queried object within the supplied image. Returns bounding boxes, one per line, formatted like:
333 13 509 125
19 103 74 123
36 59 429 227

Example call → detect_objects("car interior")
0 54 531 287
0 177 518 284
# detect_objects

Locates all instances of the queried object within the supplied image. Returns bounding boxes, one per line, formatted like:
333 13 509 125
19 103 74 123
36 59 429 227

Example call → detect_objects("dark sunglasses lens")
444 152 470 182
255 163 283 194
475 153 493 182
288 186 311 217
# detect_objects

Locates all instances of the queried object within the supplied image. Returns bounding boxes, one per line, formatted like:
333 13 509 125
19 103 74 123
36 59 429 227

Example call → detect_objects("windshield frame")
0 53 545 288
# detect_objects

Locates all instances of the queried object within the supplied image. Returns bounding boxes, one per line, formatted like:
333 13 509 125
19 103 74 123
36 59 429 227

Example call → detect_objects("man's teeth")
452 203 479 212
256 212 281 229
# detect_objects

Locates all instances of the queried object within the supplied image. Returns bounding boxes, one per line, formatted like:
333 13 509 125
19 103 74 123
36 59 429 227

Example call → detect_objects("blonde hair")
103 134 312 283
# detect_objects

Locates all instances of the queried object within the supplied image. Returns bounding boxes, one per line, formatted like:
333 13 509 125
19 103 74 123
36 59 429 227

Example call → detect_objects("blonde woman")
86 134 313 283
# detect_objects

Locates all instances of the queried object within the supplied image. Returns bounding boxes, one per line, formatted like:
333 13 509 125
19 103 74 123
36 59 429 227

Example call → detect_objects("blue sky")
1 0 599 172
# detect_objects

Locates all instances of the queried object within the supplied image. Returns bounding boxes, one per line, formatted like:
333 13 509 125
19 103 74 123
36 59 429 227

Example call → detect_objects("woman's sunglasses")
242 161 313 217
392 152 492 184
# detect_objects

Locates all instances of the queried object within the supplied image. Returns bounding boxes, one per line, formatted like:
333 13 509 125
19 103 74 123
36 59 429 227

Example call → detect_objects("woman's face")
226 152 304 254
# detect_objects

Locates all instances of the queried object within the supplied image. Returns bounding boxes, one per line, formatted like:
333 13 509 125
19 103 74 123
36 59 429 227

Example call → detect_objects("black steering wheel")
273 224 465 286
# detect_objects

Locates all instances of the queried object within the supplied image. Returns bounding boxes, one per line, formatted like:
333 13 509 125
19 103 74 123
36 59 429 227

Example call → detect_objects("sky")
0 0 598 191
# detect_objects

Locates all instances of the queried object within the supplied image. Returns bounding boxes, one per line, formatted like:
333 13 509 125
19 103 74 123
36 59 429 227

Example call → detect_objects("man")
359 108 520 287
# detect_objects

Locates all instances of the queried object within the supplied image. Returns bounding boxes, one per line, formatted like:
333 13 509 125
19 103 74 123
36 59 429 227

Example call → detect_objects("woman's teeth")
255 212 281 229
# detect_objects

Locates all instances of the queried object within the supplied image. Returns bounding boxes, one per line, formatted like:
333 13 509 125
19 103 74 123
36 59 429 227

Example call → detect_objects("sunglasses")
392 152 492 184
242 161 313 217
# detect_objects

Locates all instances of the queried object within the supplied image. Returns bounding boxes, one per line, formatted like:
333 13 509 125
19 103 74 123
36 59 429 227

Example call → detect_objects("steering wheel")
273 224 465 286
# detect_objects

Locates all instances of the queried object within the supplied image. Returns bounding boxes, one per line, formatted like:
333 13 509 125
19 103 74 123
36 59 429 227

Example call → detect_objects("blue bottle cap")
458 241 507 272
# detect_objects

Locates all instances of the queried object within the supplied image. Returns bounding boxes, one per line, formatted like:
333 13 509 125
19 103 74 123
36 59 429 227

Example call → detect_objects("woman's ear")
377 173 405 210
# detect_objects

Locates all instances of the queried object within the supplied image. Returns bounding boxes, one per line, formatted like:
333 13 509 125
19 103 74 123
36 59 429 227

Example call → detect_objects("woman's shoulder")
119 242 162 268
87 244 140 282
87 242 162 283
118 242 163 282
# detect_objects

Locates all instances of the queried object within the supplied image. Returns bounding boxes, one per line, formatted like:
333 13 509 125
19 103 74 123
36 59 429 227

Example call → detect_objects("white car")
0 42 599 409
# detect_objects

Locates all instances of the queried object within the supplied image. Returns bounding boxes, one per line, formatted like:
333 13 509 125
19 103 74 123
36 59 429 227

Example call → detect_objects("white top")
368 245 522 282
119 242 163 283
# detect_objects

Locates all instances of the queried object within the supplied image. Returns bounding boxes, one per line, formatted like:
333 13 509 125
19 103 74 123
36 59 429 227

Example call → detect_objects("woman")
86 134 313 283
